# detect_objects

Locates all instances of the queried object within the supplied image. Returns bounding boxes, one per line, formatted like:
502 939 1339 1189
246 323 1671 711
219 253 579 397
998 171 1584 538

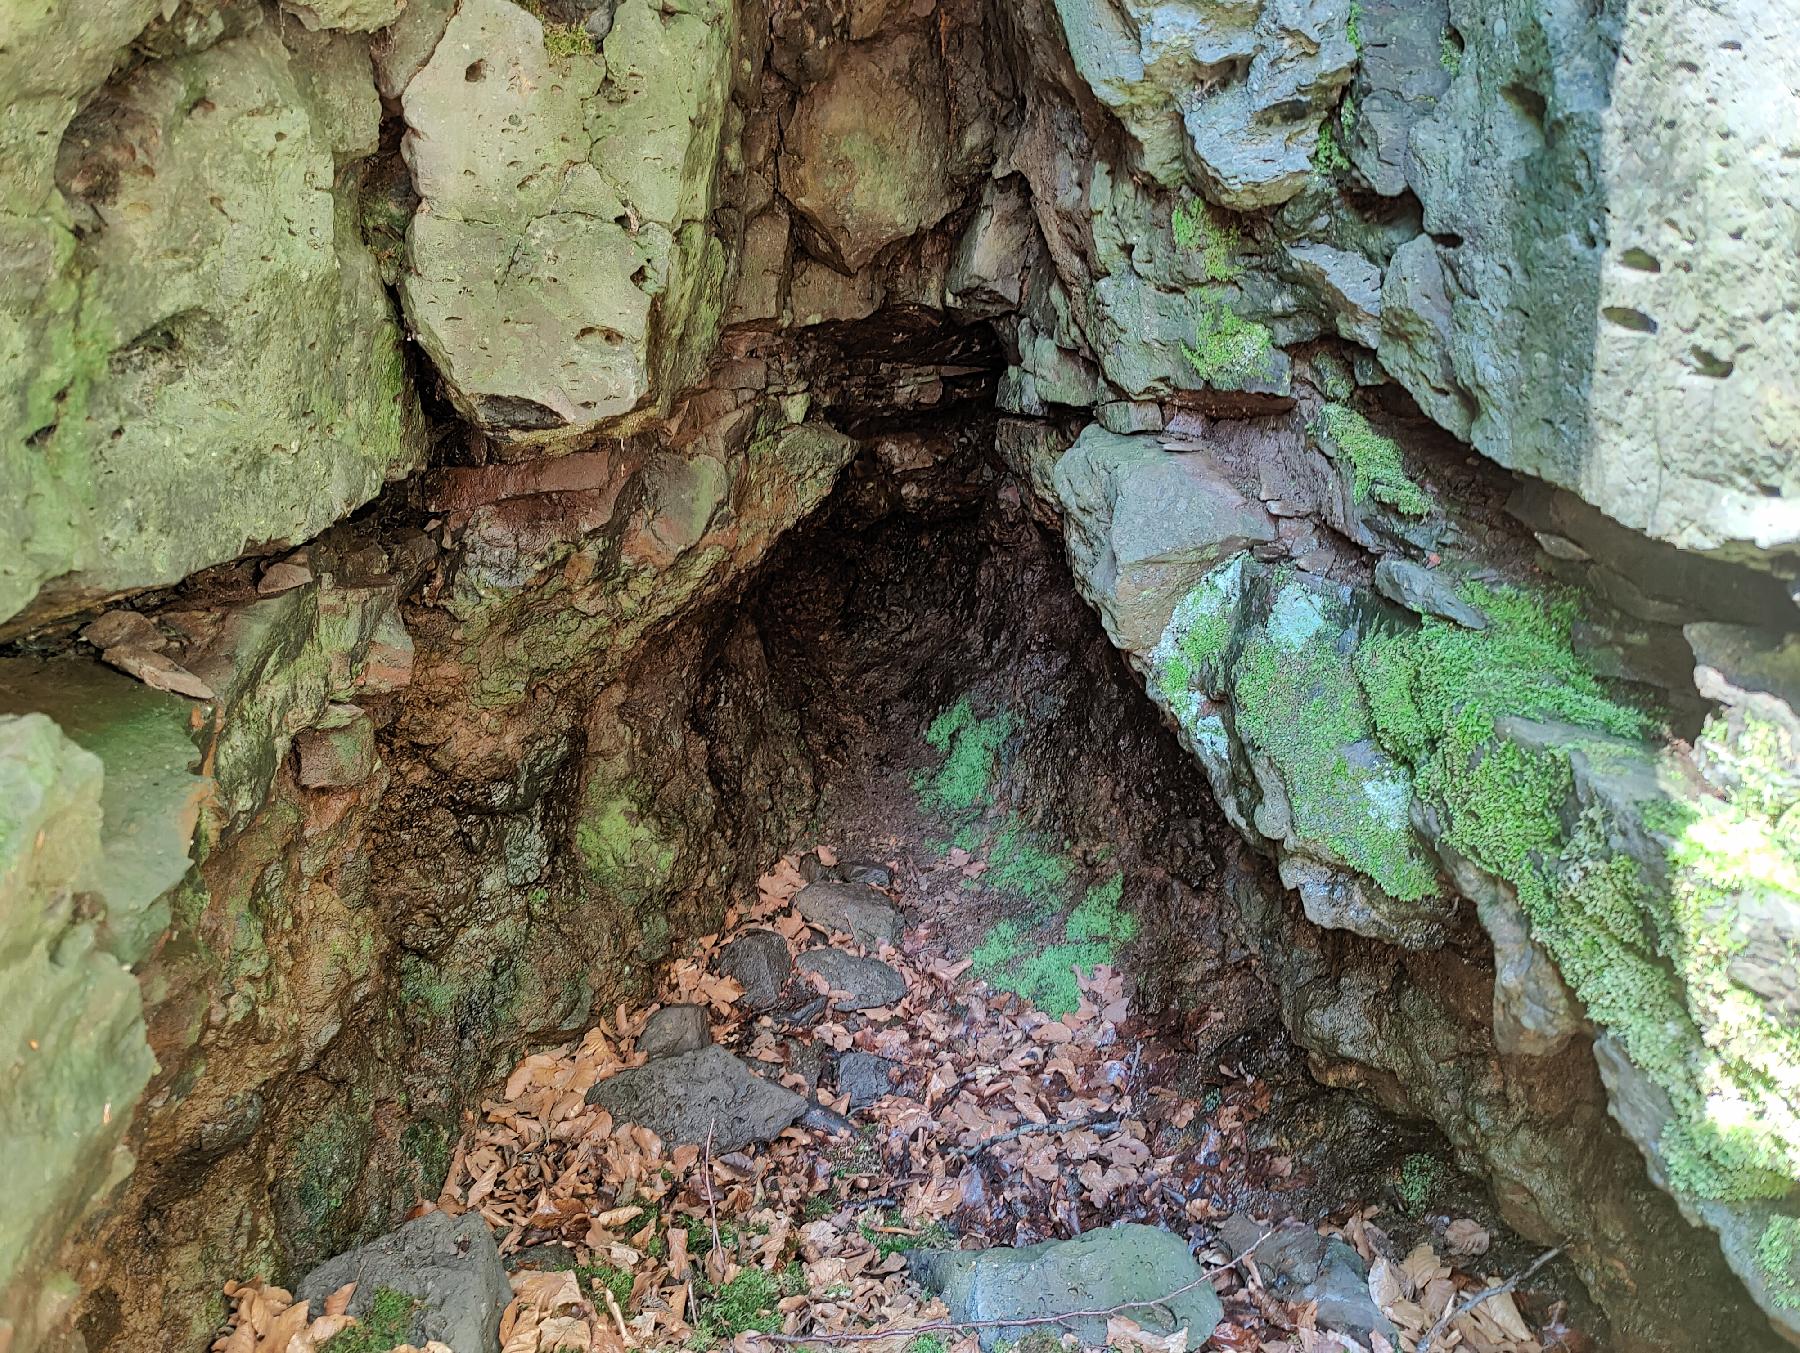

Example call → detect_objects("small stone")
1373 558 1489 630
835 1051 900 1108
296 1210 511 1353
796 949 907 1011
100 646 216 701
80 611 165 652
1216 1217 1395 1343
637 1004 711 1059
257 559 315 595
834 859 894 889
584 1045 809 1153
794 880 901 948
717 928 794 1011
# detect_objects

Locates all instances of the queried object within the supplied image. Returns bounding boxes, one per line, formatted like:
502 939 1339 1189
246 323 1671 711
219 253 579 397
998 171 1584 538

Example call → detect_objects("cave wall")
1 0 1797 1350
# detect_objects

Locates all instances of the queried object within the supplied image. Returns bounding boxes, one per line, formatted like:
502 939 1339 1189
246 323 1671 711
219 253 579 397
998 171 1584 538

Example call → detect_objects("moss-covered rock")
1 15 422 630
0 715 156 1347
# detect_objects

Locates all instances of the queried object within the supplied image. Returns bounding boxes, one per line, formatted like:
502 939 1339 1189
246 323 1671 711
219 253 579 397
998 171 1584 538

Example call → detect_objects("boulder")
796 950 909 1011
779 28 960 274
911 1224 1223 1352
1049 426 1275 655
2 18 421 630
296 1210 511 1353
1383 0 1800 566
637 1004 711 1059
398 0 737 435
793 881 902 949
1217 1216 1394 1343
584 1045 809 1152
717 928 795 1012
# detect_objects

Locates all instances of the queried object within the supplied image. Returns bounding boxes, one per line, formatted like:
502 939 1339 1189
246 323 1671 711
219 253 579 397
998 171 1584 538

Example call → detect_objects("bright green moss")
1153 560 1242 703
1182 292 1276 388
1347 0 1364 49
1759 1216 1800 1308
922 698 1017 813
1172 204 1242 283
321 1288 419 1353
1440 32 1463 73
1234 606 1439 902
971 872 1137 1016
579 1262 635 1311
1396 1154 1444 1211
1315 404 1432 518
986 822 1072 908
1355 582 1800 1201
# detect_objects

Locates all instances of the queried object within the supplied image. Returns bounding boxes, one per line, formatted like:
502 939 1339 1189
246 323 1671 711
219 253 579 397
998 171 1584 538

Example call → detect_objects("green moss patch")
1315 404 1432 518
692 1269 784 1340
971 873 1136 1017
1172 204 1242 283
321 1287 419 1353
920 698 1017 814
1182 292 1276 389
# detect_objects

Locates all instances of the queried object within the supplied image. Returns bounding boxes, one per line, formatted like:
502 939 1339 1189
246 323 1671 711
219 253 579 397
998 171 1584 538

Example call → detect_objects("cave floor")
217 811 1590 1353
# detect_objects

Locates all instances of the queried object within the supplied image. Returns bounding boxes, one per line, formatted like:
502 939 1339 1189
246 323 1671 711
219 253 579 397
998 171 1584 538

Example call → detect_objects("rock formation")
1 0 1796 1349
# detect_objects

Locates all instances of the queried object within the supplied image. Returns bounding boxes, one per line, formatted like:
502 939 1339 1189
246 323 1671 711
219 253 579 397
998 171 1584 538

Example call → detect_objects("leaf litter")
219 848 1584 1353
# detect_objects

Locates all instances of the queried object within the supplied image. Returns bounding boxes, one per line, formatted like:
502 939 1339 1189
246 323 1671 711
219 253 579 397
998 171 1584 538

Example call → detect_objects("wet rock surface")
718 929 796 1012
636 1004 711 1059
793 881 903 949
834 1052 900 1108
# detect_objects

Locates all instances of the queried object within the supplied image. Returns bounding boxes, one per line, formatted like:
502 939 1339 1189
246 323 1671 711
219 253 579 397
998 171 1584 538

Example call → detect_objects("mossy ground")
916 700 1140 1017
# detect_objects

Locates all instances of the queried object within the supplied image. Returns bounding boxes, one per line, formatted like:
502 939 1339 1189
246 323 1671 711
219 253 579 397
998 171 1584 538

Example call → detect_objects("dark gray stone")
584 1045 808 1153
793 880 902 948
1373 557 1488 629
834 859 895 889
717 928 794 1011
638 1003 711 1059
296 1210 510 1353
835 1052 900 1108
911 1224 1223 1352
797 948 908 1010
1218 1216 1394 1342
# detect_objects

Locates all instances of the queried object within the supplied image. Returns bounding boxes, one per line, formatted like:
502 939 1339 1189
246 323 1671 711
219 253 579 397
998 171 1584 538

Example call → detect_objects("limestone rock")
399 0 737 435
0 715 155 1342
793 881 902 949
1344 0 1452 197
1049 426 1275 654
1383 0 1800 566
911 1224 1223 1352
718 929 795 1012
796 949 908 1011
638 1004 712 1059
584 1045 809 1152
296 1211 511 1353
2 19 422 630
780 29 960 274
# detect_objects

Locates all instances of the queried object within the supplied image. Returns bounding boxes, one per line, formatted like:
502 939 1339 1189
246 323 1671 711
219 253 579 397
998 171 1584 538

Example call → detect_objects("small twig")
1420 1246 1563 1353
951 1116 1121 1158
703 1125 725 1272
748 1228 1274 1347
